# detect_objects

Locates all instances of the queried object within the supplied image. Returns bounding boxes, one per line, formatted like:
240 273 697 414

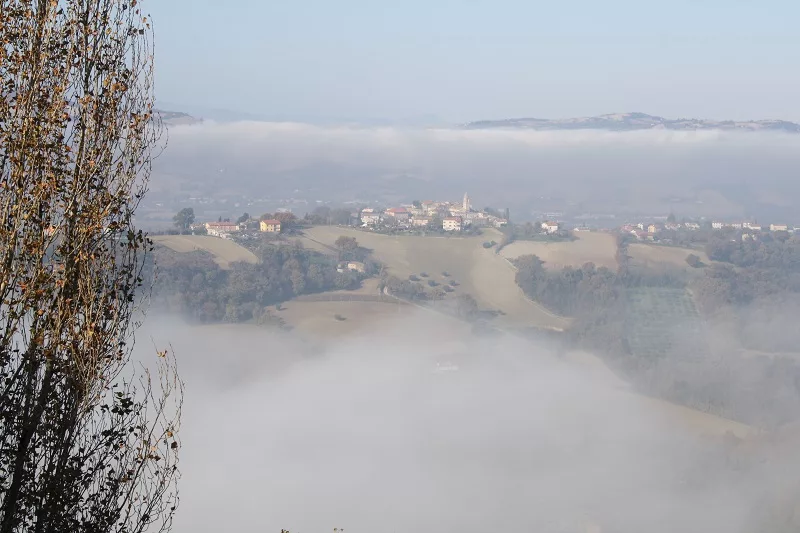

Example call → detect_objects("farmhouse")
442 216 462 232
346 261 366 273
205 221 240 237
259 219 282 233
541 221 560 234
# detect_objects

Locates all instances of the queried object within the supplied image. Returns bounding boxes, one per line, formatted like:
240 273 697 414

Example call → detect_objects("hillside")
463 112 800 132
151 234 257 269
300 226 572 331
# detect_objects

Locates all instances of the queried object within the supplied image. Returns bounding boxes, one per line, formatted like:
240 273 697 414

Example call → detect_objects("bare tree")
0 1 181 532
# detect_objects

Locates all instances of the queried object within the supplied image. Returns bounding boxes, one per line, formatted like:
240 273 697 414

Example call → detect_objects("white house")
712 221 724 229
360 212 382 225
541 221 560 234
443 216 462 232
205 221 240 237
770 223 789 232
411 217 430 227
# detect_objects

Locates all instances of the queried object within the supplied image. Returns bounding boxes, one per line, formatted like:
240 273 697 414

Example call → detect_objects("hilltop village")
190 193 511 239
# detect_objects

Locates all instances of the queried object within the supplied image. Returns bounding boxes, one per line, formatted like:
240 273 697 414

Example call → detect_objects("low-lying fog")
154 122 800 220
138 312 790 533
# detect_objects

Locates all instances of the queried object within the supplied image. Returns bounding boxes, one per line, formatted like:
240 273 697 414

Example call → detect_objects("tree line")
149 241 377 324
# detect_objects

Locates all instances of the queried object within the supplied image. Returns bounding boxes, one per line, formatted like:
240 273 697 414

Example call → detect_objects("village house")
259 219 281 233
770 223 789 232
712 221 724 229
411 217 431 227
442 216 463 232
360 211 382 226
664 222 681 231
647 224 658 234
385 207 410 223
491 217 508 228
541 221 560 234
743 222 760 231
684 222 700 230
205 221 240 237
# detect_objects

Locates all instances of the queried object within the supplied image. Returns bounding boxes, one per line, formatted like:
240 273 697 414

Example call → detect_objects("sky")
150 0 800 123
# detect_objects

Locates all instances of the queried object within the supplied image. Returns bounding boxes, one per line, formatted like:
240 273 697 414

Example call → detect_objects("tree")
329 208 352 226
412 200 422 209
237 212 250 224
0 2 182 532
274 212 297 230
174 207 195 234
335 236 359 252
456 294 479 320
686 253 703 268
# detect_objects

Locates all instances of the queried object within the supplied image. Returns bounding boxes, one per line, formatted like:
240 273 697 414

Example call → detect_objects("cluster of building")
621 219 796 241
359 193 508 232
201 218 282 238
710 221 792 232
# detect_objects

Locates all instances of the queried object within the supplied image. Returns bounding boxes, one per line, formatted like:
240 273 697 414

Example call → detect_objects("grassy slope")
152 235 258 269
499 231 618 270
301 226 571 331
627 243 712 270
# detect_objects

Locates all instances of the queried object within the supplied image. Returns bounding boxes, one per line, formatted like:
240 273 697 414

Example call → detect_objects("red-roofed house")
205 221 240 236
385 207 410 223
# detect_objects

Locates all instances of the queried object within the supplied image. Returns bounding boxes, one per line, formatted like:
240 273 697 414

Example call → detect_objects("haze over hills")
463 112 800 133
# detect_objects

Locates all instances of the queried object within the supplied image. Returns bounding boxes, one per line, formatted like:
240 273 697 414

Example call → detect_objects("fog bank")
137 314 787 533
153 122 800 220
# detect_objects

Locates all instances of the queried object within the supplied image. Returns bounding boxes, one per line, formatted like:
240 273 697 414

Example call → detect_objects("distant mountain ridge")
154 109 201 126
463 112 800 132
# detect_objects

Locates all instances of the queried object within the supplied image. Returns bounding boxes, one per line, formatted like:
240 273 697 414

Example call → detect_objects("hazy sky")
150 0 800 122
